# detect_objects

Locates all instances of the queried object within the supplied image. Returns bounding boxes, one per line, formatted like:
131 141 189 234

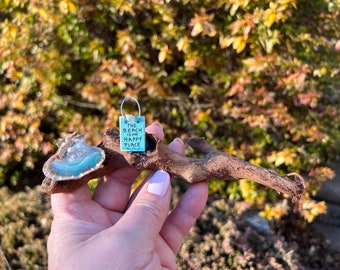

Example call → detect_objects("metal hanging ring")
120 96 142 121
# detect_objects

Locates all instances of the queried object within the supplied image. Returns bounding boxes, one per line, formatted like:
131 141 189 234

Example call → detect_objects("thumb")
115 170 171 244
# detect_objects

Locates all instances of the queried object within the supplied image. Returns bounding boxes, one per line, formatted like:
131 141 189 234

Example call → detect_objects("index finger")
92 122 164 212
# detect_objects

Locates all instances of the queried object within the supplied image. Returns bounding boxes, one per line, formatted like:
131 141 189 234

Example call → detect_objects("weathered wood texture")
42 128 305 203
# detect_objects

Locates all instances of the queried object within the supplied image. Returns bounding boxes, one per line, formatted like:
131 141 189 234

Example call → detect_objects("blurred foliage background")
0 0 340 267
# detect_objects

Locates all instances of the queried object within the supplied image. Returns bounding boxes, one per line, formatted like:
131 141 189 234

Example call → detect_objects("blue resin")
50 141 104 178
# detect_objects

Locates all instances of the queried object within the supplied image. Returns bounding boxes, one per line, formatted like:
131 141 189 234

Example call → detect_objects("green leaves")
0 0 339 224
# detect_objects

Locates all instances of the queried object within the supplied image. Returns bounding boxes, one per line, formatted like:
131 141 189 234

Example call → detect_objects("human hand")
47 123 209 270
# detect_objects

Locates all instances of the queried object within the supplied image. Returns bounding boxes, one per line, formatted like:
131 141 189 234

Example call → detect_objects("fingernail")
145 122 164 140
147 170 170 197
146 122 163 132
174 138 184 145
152 122 163 130
168 138 185 155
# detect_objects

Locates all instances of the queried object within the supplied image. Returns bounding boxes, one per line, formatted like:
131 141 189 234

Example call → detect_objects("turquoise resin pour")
51 141 104 178
46 140 105 181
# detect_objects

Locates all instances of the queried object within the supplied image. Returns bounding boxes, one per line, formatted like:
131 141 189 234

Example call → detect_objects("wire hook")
120 96 142 122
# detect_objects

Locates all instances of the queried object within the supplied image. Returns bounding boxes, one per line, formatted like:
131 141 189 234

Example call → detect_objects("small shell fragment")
43 133 105 181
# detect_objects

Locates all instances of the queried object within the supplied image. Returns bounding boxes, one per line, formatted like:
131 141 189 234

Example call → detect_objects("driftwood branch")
42 128 306 203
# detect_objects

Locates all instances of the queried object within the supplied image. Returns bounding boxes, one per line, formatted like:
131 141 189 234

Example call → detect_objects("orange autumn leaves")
1 0 339 224
190 1 296 54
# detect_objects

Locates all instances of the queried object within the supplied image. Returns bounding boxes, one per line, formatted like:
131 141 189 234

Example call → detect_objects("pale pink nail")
147 170 170 197
146 123 164 140
168 138 185 155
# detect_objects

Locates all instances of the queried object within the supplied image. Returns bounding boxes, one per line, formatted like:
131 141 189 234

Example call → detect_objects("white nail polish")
147 170 170 197
174 138 184 145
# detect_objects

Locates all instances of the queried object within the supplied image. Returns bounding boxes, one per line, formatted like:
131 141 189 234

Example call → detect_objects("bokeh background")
1 0 339 268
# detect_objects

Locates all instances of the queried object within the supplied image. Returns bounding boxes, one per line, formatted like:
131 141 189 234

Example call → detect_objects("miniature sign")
119 115 145 152
119 96 146 152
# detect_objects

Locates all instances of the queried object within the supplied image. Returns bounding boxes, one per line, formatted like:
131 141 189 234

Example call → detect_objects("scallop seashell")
43 133 105 181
